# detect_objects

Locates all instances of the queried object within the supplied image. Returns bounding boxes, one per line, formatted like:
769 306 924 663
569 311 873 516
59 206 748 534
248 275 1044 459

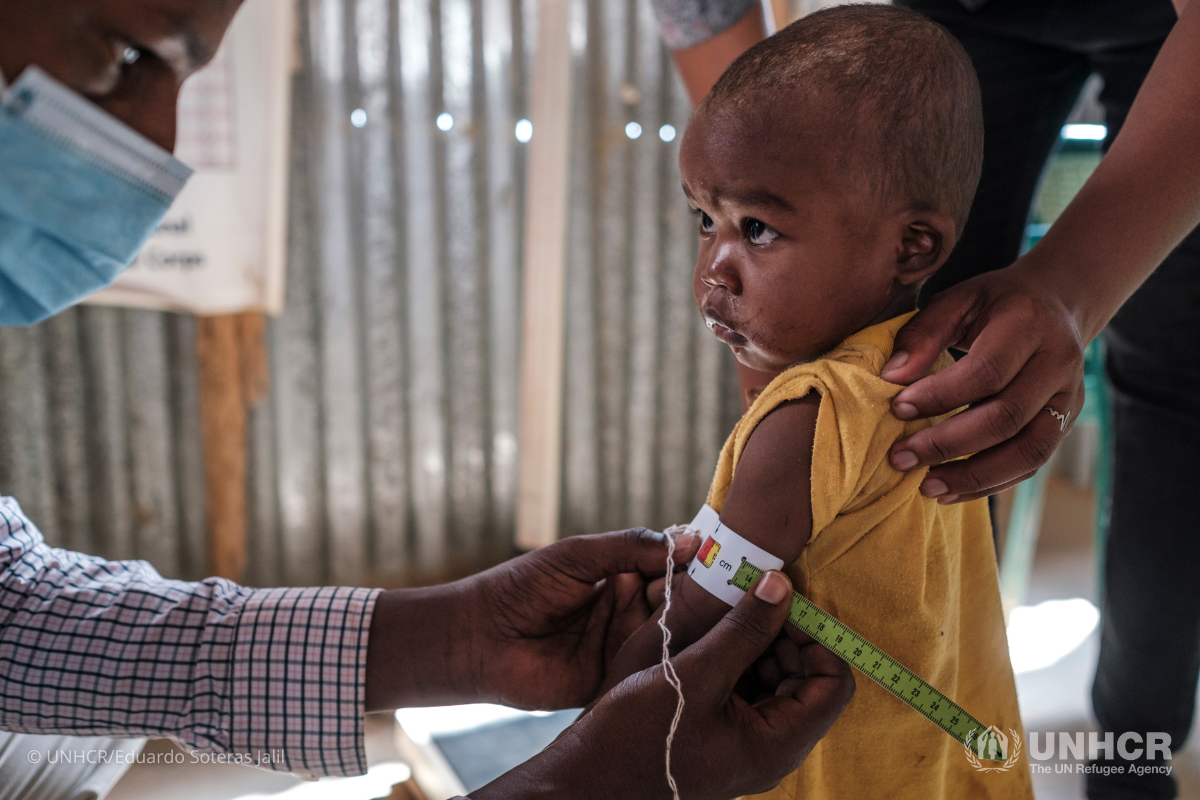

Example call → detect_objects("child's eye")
692 208 716 234
745 218 778 245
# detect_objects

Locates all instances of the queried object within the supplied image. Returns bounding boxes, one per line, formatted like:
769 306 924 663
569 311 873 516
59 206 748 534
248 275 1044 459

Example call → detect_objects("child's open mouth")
706 316 749 347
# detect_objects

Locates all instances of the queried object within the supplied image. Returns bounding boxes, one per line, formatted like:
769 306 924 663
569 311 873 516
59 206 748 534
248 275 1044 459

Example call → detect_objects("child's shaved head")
700 4 983 233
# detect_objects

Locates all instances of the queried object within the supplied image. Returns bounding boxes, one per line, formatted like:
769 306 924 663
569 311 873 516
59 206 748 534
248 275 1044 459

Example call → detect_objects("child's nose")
701 251 743 295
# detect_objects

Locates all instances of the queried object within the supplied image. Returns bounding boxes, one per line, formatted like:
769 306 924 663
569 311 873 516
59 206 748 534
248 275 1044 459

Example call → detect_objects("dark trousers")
899 2 1199 798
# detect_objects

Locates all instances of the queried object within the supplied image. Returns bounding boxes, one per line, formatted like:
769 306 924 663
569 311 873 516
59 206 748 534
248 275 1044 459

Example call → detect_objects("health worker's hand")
364 528 700 712
468 570 855 800
880 264 1087 503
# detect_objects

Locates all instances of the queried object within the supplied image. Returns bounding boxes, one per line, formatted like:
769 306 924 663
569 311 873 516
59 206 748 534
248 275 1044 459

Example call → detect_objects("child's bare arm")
593 395 820 700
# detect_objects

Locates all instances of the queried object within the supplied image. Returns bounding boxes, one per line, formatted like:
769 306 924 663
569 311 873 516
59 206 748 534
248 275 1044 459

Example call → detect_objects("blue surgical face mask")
0 66 192 325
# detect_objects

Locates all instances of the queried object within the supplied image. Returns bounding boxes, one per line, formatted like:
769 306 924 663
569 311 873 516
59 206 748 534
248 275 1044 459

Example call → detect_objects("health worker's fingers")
781 625 817 649
752 642 855 769
883 269 1087 431
753 635 799 688
888 305 1045 421
921 386 1083 502
880 286 981 386
889 344 1083 472
542 527 700 586
646 569 693 613
756 652 784 688
754 636 810 692
646 576 667 609
675 570 794 697
603 572 652 668
772 639 854 699
771 637 805 675
943 468 1040 505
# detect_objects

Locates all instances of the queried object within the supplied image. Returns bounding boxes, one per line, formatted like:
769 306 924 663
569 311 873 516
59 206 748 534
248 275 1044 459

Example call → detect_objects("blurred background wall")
0 0 742 588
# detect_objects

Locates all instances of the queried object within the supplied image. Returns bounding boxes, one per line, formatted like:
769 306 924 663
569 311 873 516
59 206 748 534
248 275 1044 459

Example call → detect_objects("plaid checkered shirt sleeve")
0 496 381 778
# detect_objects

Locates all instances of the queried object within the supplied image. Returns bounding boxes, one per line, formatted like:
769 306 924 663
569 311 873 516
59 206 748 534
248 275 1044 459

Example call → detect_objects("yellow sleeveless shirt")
708 312 1033 800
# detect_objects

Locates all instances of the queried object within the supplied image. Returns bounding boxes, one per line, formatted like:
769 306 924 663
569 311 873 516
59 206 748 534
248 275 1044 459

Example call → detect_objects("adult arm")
364 528 701 712
0 497 377 779
0 490 704 780
881 0 1200 501
0 493 700 778
654 0 768 105
469 569 854 800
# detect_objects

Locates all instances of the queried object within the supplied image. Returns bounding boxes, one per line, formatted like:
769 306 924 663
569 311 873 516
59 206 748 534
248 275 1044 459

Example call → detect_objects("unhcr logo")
963 726 1023 773
1025 731 1172 777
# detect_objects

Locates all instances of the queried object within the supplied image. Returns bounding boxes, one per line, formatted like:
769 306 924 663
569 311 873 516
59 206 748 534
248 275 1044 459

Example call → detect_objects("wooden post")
515 0 573 551
197 312 268 581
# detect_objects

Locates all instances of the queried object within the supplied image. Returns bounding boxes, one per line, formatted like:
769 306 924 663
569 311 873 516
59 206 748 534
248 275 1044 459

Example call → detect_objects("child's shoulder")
711 354 900 558
714 314 955 530
737 340 906 461
745 311 926 430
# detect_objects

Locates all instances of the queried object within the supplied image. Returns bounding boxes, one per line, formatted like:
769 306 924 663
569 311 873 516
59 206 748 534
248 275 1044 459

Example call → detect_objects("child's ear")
893 210 957 285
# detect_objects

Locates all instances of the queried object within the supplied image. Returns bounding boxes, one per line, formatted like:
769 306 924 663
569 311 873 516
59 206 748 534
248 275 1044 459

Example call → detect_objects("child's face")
682 106 917 374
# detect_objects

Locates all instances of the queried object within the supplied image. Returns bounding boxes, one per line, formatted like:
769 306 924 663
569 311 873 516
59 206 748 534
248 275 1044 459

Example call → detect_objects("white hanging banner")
86 0 293 315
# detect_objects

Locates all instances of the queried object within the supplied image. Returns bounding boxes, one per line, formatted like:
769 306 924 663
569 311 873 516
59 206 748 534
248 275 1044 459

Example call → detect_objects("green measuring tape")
730 559 1006 762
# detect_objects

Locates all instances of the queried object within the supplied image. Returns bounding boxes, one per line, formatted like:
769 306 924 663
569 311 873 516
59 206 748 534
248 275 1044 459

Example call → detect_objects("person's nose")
699 242 743 296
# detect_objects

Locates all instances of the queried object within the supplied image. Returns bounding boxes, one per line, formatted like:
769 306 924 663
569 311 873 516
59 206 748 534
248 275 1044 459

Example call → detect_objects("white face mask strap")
684 504 785 605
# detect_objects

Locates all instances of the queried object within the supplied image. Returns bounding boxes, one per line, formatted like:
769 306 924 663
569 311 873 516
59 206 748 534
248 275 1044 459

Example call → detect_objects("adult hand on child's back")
470 570 855 800
879 264 1087 503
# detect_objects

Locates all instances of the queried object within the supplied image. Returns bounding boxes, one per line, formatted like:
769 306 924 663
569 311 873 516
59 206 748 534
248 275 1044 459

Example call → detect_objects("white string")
659 525 692 800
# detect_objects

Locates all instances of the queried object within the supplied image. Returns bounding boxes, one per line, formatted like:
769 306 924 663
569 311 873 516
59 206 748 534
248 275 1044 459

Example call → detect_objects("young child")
597 6 1033 799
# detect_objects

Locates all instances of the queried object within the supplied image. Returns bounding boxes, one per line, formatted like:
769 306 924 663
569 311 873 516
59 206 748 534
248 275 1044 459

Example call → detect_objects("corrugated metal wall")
0 0 740 588
0 310 208 579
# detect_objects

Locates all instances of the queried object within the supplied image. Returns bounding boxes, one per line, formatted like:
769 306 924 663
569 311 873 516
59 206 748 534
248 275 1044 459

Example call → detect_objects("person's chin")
731 347 786 376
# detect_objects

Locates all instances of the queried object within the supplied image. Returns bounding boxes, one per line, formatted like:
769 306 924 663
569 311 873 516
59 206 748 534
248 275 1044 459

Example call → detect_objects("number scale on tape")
729 558 1004 761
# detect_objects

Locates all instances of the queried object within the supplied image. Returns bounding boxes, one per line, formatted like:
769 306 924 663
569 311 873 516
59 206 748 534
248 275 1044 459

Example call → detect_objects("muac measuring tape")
685 504 1007 762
